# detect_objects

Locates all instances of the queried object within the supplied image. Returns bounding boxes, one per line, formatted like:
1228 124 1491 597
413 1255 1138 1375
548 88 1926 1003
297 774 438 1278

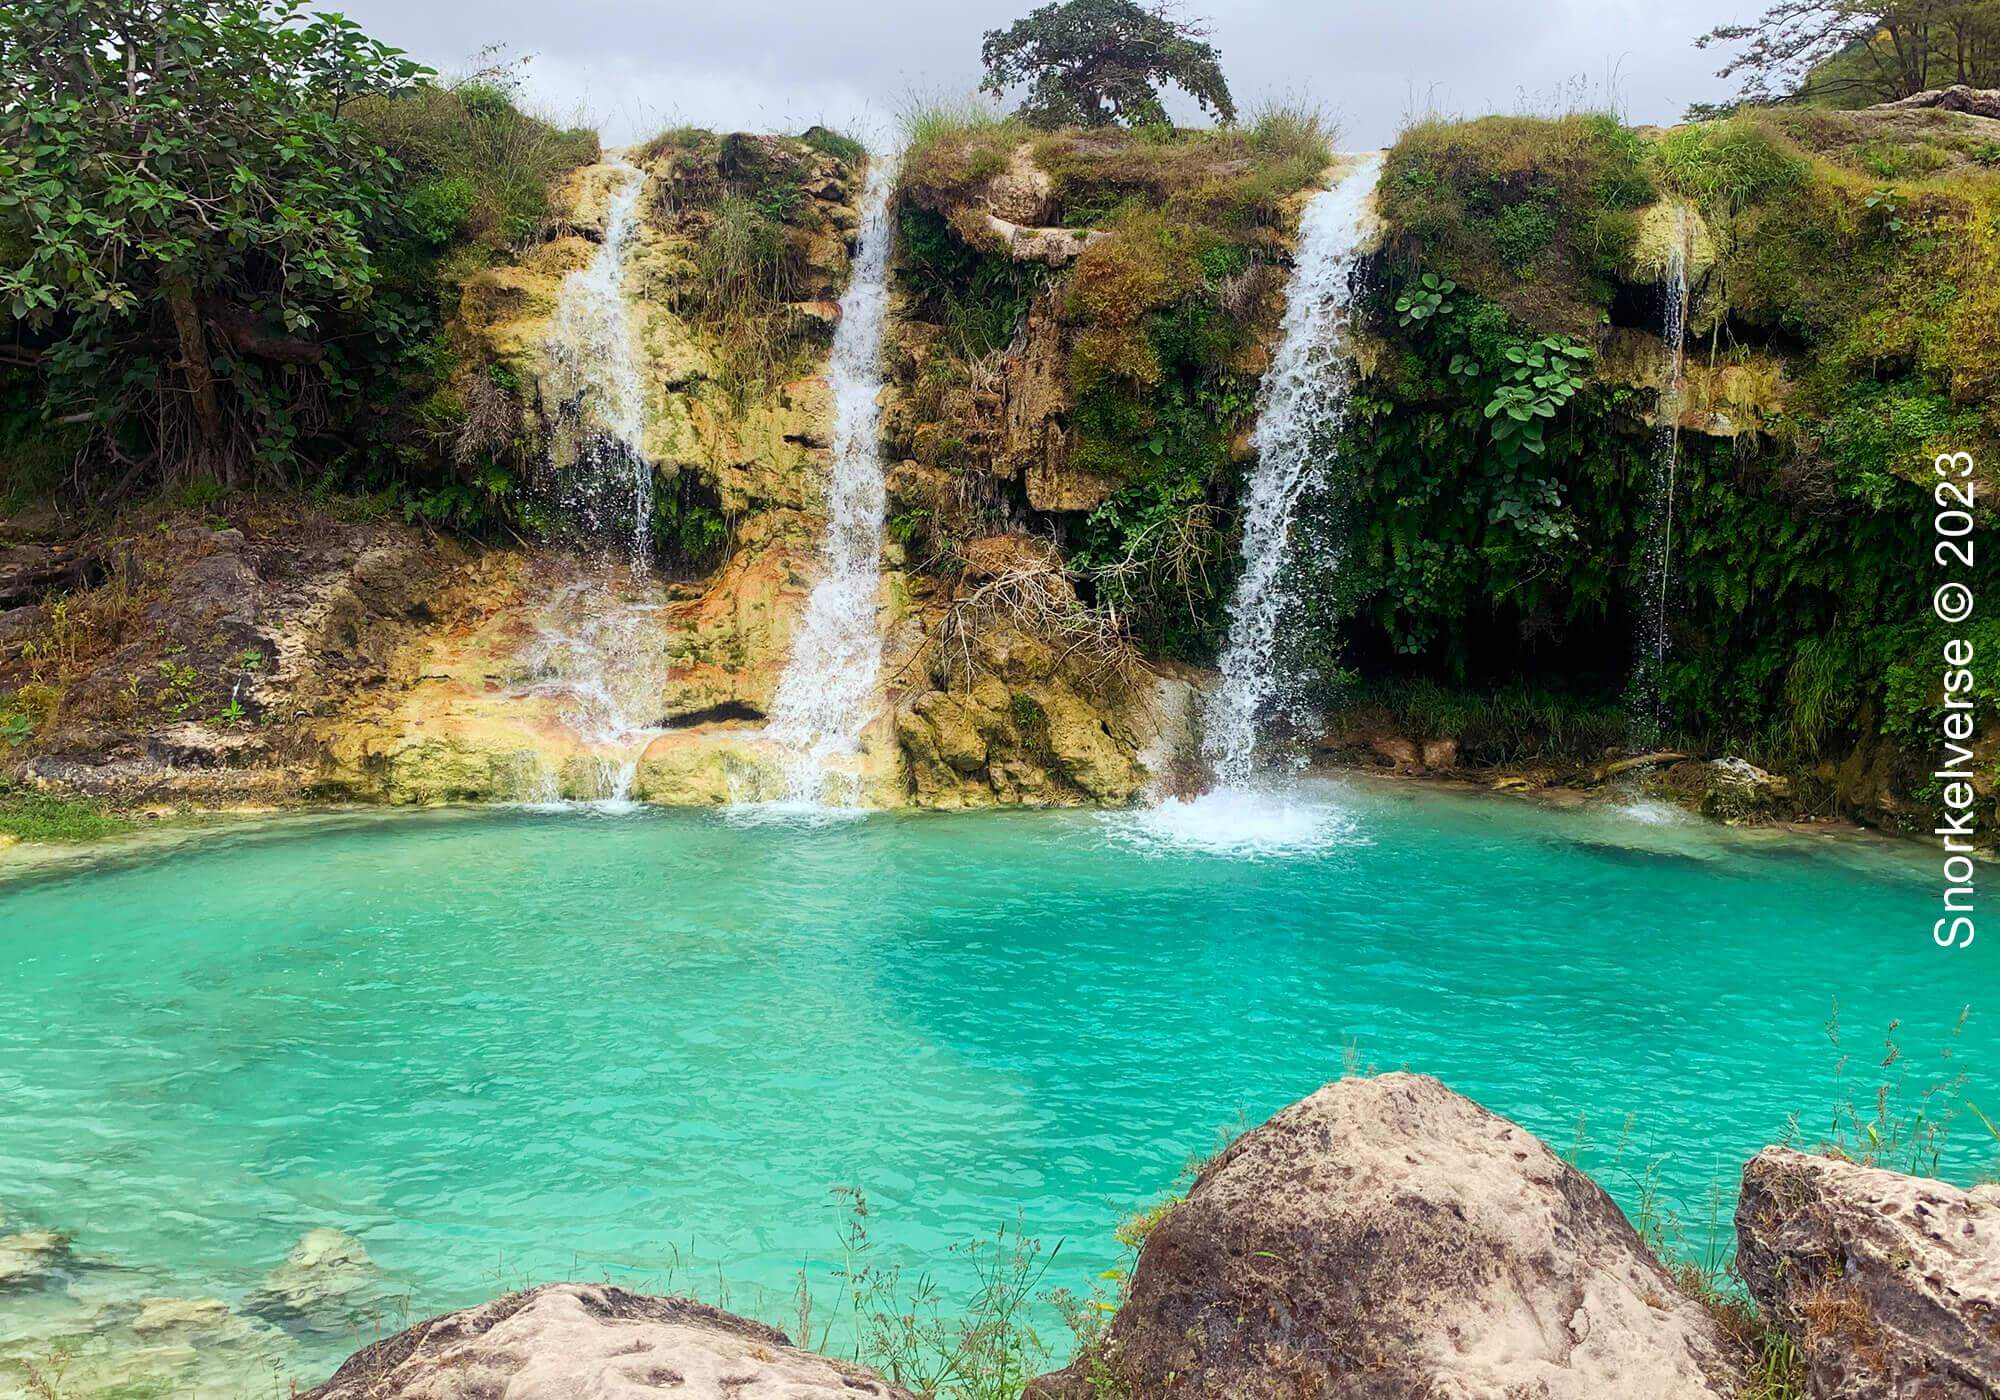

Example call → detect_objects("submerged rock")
1030 1073 1742 1399
300 1282 914 1399
0 1230 70 1290
1737 1146 2000 1398
246 1227 384 1331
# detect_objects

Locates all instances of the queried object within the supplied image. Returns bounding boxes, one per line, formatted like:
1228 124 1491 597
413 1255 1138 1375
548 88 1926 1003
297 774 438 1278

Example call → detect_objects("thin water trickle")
1201 154 1381 793
1631 205 1691 745
765 159 896 806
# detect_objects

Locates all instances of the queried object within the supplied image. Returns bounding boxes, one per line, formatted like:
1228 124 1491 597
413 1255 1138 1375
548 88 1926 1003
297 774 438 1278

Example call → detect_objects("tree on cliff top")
1698 0 2000 106
979 0 1237 129
0 0 423 489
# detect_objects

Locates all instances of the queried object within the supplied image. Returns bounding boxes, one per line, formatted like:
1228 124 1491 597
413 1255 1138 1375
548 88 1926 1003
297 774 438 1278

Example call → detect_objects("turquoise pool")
0 782 1978 1394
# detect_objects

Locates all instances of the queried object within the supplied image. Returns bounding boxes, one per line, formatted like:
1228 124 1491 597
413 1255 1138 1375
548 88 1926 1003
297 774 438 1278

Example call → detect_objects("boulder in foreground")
1030 1072 1743 1399
1738 1145 2000 1398
300 1282 914 1399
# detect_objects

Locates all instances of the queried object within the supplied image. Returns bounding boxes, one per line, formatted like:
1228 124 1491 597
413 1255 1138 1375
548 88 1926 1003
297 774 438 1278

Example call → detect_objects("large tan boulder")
1737 1146 2000 1398
1031 1073 1743 1399
300 1282 914 1399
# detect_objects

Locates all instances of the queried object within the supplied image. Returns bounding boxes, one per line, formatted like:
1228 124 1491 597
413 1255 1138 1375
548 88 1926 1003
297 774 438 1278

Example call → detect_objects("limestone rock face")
889 534 1198 808
1030 1073 1743 1399
1882 85 2000 119
1737 1146 2000 1399
299 1282 915 1400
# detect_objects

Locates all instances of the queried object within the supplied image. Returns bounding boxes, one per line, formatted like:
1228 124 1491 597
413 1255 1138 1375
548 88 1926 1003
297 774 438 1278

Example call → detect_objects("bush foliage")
0 2 595 519
1346 105 2000 799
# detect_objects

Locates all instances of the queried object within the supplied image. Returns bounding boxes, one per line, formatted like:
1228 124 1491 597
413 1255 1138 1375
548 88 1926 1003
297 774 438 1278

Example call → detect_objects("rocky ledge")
285 1073 2000 1399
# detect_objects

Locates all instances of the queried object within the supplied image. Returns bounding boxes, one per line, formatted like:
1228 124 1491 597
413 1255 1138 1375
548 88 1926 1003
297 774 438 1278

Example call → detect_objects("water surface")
0 783 1973 1394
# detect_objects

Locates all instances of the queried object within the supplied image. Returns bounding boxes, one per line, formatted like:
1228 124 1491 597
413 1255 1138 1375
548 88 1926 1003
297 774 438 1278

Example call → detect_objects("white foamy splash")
1108 786 1362 859
1202 154 1381 788
764 158 896 806
514 567 669 805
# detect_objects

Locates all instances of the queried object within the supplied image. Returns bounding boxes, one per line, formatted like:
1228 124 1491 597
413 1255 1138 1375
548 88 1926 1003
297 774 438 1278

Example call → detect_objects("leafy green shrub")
405 176 479 245
896 207 1047 358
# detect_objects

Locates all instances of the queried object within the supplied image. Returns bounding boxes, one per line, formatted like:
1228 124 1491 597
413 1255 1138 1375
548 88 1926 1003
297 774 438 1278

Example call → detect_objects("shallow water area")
0 782 1969 1394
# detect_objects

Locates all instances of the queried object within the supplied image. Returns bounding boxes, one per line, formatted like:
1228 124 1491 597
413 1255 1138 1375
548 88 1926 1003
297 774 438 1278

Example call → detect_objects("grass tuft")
0 783 129 843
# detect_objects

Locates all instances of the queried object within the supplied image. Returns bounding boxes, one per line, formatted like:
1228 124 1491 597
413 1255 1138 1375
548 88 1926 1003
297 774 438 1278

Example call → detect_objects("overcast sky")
319 0 1768 151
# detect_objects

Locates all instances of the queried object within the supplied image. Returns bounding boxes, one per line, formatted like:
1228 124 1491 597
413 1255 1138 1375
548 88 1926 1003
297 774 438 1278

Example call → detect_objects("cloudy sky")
320 0 1769 150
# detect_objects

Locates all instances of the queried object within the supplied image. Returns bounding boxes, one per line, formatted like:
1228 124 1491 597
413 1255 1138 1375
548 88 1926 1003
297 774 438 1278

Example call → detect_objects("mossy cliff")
878 112 1335 805
6 100 1998 826
0 133 878 808
1315 103 2000 831
876 102 2000 830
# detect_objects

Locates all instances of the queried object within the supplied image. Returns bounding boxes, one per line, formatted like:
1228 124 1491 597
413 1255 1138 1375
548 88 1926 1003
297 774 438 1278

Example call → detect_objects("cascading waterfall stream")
764 159 896 806
1630 205 1690 746
544 158 655 564
1200 154 1381 790
517 158 667 803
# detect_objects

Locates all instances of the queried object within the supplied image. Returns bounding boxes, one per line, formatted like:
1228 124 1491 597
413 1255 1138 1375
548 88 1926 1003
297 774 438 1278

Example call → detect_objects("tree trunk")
165 275 228 486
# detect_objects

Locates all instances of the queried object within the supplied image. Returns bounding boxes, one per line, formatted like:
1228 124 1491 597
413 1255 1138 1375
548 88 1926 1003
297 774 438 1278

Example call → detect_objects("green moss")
0 783 130 843
801 125 866 162
1379 113 1656 332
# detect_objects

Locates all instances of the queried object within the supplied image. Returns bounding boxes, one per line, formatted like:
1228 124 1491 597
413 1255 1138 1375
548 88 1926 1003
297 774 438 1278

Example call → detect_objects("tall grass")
900 94 1014 155
1243 99 1337 169
897 95 1022 205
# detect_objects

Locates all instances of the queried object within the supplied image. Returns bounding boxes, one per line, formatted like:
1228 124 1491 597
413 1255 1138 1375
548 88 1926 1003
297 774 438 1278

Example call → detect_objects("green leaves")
0 0 430 481
1864 185 1908 235
979 0 1238 129
1393 271 1455 327
1481 333 1591 464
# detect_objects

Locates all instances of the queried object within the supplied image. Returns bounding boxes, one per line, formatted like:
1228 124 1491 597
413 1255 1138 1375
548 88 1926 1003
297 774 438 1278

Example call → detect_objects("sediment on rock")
299 1282 915 1399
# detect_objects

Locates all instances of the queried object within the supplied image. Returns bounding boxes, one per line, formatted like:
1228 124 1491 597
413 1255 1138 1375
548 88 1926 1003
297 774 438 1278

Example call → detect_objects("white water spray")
765 159 896 806
515 159 665 803
1631 205 1690 745
1201 154 1381 789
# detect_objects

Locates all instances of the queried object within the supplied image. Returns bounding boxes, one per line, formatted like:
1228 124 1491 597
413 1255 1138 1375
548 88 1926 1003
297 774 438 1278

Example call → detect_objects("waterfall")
516 159 665 804
764 159 896 807
543 158 654 566
1201 154 1381 789
1630 206 1690 746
